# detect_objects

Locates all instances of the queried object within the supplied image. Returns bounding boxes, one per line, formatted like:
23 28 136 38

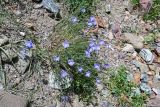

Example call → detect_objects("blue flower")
53 55 60 62
85 71 91 77
85 50 91 58
61 95 70 102
60 70 68 78
78 67 83 73
98 40 105 45
71 16 78 24
25 40 33 49
94 45 100 51
104 64 110 69
87 16 97 27
62 40 69 48
68 59 75 66
90 16 96 22
89 41 96 47
96 78 101 84
88 22 93 27
94 63 100 71
80 7 86 13
89 47 94 53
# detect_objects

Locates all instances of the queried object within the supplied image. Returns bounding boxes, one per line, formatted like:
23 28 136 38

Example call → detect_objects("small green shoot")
107 66 147 107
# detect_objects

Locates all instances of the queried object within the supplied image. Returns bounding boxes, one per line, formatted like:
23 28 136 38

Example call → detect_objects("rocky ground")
0 0 160 107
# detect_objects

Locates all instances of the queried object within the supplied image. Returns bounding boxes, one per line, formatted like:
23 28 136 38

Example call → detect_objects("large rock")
122 33 144 49
0 91 28 107
1 49 18 62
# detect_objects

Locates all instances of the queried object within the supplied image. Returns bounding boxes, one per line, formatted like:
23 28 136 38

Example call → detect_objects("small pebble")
108 31 114 40
132 51 137 59
141 73 148 83
139 48 154 64
122 44 134 53
19 32 26 36
14 10 22 17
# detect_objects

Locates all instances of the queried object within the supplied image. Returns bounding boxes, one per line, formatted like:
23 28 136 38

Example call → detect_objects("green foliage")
0 10 9 25
131 0 160 21
144 33 156 44
52 38 99 103
131 0 140 6
58 19 86 39
64 0 97 13
107 66 147 107
143 0 160 20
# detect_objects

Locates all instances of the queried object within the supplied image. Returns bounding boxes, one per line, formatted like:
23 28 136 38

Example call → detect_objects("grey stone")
123 33 144 49
140 83 152 94
1 49 18 62
34 4 43 9
122 44 135 53
0 35 9 46
14 10 22 17
139 48 154 64
132 60 149 73
0 91 28 107
19 32 26 36
17 59 30 74
105 4 111 13
42 0 60 14
141 73 149 83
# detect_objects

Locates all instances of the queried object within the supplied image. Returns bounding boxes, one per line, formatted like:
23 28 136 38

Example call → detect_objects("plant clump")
107 66 147 107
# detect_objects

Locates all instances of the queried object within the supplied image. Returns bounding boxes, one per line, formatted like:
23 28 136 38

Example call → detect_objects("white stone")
108 31 114 40
139 48 154 64
122 44 134 53
19 32 26 36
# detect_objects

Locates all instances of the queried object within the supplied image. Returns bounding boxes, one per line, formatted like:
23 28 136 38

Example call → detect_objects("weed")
107 66 147 107
0 10 9 25
51 38 101 103
64 0 97 14
131 0 160 21
143 0 160 20
144 33 156 44
131 0 140 6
